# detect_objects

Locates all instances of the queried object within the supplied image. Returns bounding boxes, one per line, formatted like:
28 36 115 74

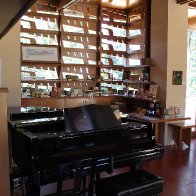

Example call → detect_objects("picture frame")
21 45 59 62
172 71 183 85
149 84 158 97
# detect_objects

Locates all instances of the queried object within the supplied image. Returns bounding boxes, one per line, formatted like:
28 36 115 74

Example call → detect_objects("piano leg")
88 160 97 196
22 177 40 196
130 162 144 176
88 156 114 196
25 169 41 196
21 176 29 196
28 184 40 196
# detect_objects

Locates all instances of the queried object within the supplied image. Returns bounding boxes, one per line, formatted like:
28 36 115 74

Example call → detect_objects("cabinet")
21 98 65 109
94 96 119 105
65 97 95 108
21 96 119 108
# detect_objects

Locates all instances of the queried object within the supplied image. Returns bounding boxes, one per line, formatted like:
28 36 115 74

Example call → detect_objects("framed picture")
149 84 158 97
172 71 183 85
21 45 59 62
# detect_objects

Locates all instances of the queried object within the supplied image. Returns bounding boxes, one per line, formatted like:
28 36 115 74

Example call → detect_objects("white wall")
167 0 187 113
0 22 21 107
151 0 188 145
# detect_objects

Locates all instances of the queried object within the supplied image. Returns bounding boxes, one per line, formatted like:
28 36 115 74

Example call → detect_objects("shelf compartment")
21 79 60 83
123 80 152 84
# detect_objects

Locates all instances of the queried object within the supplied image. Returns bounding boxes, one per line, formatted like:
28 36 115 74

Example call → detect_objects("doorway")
186 29 196 136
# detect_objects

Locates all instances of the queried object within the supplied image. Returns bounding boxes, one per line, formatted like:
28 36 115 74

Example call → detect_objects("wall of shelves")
20 0 153 106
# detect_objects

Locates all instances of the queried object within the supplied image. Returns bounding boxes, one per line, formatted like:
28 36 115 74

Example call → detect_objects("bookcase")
20 0 154 108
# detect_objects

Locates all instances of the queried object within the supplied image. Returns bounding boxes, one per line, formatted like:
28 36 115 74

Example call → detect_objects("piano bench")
95 170 164 196
168 121 196 149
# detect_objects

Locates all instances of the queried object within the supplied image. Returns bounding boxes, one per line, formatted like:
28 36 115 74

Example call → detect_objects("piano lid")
64 104 122 133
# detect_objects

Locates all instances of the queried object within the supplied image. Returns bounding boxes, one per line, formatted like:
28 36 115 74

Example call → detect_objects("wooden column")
0 88 10 196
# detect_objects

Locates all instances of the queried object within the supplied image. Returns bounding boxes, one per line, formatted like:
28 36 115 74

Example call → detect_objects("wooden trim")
61 48 98 53
100 65 125 69
25 12 59 18
61 32 98 37
61 80 99 83
125 64 152 68
101 21 127 28
75 3 99 8
145 0 151 58
57 0 79 10
0 88 8 93
188 16 196 26
101 35 126 42
100 50 127 56
21 62 60 66
96 5 101 89
20 28 59 35
0 89 10 196
123 80 152 84
61 63 98 67
101 80 124 83
21 79 60 83
61 16 97 22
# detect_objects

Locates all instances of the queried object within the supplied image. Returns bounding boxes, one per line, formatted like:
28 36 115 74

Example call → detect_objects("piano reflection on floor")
9 104 164 196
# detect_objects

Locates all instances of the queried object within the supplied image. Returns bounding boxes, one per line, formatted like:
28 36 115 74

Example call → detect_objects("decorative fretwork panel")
21 15 59 31
61 1 99 92
61 18 97 35
61 65 97 80
101 8 127 23
20 1 150 96
127 5 146 65
61 34 97 50
62 51 97 65
21 63 59 80
20 31 58 45
20 4 59 46
100 7 127 67
63 3 97 20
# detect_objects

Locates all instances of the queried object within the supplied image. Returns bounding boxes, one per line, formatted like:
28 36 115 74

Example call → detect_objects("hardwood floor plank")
143 139 196 196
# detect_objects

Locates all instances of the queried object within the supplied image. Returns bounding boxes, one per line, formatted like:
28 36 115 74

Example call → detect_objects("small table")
128 113 191 143
168 121 196 148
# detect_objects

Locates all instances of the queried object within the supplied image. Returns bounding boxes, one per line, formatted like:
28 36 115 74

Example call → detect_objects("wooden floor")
143 139 196 196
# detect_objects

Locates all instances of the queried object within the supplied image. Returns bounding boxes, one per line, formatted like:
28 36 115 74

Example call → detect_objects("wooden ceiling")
36 0 145 10
189 1 196 7
0 0 145 39
0 0 196 40
87 0 145 9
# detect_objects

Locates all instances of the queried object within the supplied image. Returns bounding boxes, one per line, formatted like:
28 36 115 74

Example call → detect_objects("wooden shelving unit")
20 0 153 108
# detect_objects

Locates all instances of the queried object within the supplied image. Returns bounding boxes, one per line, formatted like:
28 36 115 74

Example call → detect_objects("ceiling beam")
0 0 37 39
177 0 195 4
189 1 196 7
189 16 196 26
36 2 57 11
57 0 79 10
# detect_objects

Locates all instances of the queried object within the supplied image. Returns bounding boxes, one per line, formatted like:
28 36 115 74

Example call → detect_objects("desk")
128 113 191 143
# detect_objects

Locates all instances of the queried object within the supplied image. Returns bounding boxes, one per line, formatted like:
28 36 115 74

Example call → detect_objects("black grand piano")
9 104 164 196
